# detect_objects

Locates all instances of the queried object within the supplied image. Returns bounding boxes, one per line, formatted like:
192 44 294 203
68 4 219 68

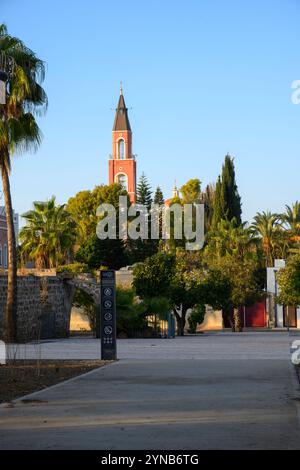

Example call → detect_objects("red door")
240 301 266 327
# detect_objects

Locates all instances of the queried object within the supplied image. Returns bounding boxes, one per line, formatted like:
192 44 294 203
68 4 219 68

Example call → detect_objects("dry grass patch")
0 360 109 404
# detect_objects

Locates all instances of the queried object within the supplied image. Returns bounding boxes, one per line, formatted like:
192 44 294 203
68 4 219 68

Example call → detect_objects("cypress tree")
202 183 215 232
221 154 242 225
153 186 165 241
212 176 223 229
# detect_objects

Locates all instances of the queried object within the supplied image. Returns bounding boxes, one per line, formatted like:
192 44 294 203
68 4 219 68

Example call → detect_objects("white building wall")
267 259 300 329
297 309 300 327
276 305 284 328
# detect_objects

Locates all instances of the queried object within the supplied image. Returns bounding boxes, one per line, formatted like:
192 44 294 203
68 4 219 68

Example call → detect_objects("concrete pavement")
1 333 300 449
6 330 300 360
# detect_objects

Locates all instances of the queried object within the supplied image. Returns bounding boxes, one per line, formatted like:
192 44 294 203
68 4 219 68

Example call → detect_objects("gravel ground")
0 360 107 403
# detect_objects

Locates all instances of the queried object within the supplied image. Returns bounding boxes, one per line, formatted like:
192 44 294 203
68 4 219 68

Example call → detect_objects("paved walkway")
6 330 300 360
1 333 300 449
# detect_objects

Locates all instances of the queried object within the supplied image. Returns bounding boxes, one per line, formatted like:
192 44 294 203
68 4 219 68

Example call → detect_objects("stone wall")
0 275 41 342
0 269 134 342
0 274 74 342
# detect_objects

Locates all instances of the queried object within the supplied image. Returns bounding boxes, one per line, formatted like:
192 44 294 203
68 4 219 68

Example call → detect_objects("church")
108 85 137 203
107 86 270 332
108 85 180 205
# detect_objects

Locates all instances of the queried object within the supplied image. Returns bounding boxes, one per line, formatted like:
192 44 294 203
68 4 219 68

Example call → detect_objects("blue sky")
2 0 300 223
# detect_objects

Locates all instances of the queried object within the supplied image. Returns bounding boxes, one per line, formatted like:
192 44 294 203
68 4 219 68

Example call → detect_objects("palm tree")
205 218 259 261
280 201 300 244
280 202 300 232
0 24 47 341
251 211 281 267
19 197 76 269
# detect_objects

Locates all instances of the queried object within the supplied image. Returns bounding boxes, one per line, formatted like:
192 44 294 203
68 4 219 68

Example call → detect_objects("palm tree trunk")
1 163 17 342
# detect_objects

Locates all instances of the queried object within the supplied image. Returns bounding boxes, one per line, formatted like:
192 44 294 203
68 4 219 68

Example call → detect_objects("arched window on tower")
118 139 125 160
116 173 128 191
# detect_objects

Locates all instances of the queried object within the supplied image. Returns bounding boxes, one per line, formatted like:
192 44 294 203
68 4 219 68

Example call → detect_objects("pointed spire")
172 181 179 199
113 85 131 131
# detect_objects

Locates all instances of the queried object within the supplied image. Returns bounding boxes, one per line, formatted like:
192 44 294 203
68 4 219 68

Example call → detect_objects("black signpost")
100 270 117 360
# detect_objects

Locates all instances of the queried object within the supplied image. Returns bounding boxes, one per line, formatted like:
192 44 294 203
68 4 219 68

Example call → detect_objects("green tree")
116 287 148 337
142 296 171 318
66 183 129 244
133 251 206 336
136 172 152 209
201 183 215 232
65 190 96 246
180 178 201 204
280 202 300 235
251 211 283 267
188 304 206 333
280 202 300 253
129 173 157 262
206 257 262 332
169 251 206 335
153 186 165 244
67 183 129 268
133 252 175 298
204 268 232 315
220 154 242 225
0 24 47 341
277 255 300 307
138 296 171 336
211 176 222 229
19 197 76 268
205 219 259 262
76 234 127 270
204 216 264 331
153 186 164 205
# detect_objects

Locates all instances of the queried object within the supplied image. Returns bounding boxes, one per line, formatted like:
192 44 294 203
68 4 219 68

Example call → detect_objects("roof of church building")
112 86 131 132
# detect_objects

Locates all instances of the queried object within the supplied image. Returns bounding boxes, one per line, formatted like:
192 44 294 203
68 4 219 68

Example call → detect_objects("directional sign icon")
103 299 113 309
104 312 113 321
103 287 113 296
104 325 113 335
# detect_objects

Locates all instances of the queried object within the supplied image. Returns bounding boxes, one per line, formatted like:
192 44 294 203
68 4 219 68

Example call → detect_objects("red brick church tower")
109 85 136 203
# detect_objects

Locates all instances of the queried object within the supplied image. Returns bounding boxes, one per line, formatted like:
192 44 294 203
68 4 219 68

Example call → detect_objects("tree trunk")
173 307 187 336
177 317 185 336
1 163 17 342
223 308 234 331
233 307 242 332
